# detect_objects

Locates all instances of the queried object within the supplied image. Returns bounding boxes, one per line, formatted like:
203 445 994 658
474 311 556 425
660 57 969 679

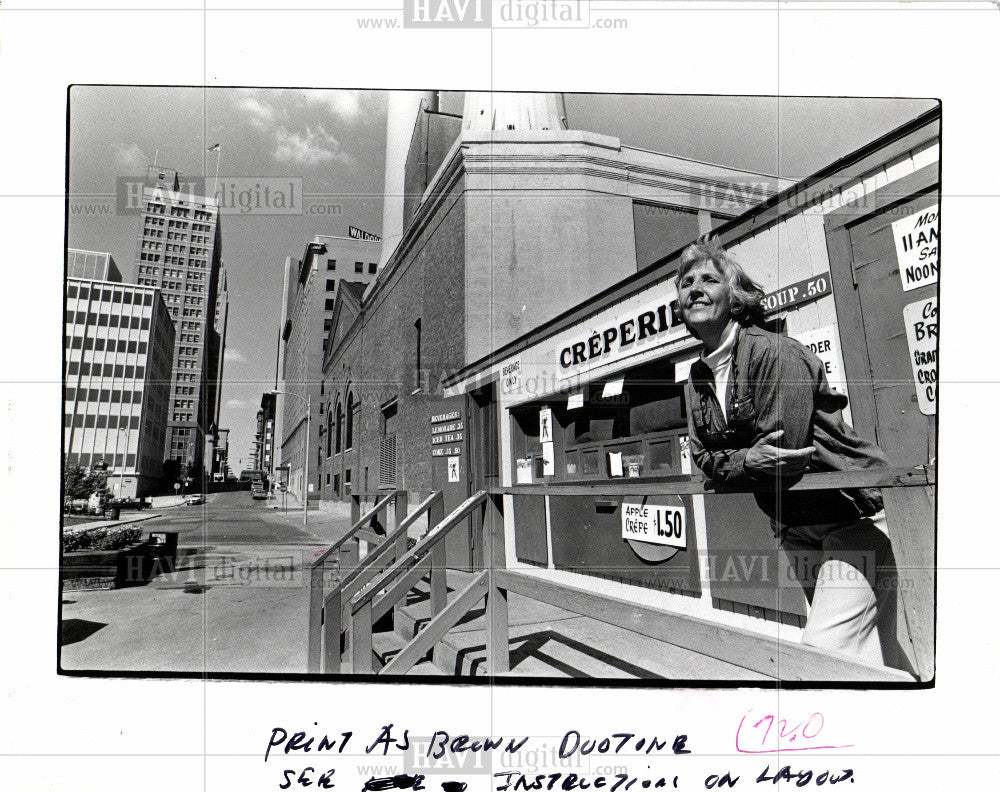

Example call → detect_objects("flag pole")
207 143 222 200
213 146 221 200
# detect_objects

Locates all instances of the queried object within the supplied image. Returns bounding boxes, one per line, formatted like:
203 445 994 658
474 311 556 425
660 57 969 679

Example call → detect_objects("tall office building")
132 165 223 475
64 276 175 497
204 264 229 473
211 265 229 428
278 234 380 497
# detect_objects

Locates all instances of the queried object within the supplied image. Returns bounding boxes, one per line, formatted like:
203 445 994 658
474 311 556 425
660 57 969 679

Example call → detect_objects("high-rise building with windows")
63 276 175 497
132 165 223 474
204 265 229 472
277 234 380 497
211 265 229 428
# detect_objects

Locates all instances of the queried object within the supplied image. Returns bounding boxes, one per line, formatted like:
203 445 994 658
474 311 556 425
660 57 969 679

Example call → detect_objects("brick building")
320 92 779 552
277 234 380 498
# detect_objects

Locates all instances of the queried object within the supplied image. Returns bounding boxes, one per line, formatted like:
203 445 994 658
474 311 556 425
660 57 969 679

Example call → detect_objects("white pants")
781 511 892 666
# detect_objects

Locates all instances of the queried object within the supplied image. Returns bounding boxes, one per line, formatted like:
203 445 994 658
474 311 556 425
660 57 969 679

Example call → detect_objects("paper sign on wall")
500 358 521 394
539 407 553 442
541 442 554 476
903 296 938 415
516 458 533 484
447 456 460 483
673 354 699 383
567 391 584 410
608 451 624 477
892 203 939 292
602 378 624 398
795 325 846 395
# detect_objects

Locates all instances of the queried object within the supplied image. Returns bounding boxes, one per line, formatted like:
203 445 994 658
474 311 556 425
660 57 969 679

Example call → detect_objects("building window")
326 279 336 291
345 392 354 450
368 262 377 275
327 259 336 271
325 299 334 311
335 401 343 454
354 261 363 273
326 411 333 458
414 318 422 389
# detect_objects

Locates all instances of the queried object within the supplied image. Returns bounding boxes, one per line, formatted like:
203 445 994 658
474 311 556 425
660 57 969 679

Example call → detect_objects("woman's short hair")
675 238 766 328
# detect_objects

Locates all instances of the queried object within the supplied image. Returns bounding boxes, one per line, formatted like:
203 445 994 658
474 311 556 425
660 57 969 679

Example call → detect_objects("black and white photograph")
6 2 1000 791
59 88 938 683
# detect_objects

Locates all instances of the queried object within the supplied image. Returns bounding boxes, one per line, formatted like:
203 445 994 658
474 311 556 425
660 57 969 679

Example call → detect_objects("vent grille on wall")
378 434 397 488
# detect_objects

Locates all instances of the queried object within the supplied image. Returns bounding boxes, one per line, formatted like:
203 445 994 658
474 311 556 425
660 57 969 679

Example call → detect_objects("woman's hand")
744 430 815 476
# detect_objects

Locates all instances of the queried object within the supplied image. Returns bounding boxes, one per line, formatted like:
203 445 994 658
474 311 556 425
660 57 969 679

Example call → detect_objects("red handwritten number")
737 711 847 754
802 712 824 739
752 715 774 748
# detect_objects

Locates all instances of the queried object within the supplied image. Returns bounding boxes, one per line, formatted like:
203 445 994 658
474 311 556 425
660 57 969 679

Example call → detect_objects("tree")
63 461 110 499
64 463 90 499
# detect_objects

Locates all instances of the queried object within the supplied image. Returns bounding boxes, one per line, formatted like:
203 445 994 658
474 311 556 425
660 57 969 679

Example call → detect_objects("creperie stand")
443 108 939 681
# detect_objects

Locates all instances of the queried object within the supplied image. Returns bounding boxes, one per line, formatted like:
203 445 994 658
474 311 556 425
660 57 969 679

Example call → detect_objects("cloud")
301 90 364 123
225 398 247 409
274 125 348 167
236 91 285 134
114 143 147 172
224 348 246 363
231 89 358 168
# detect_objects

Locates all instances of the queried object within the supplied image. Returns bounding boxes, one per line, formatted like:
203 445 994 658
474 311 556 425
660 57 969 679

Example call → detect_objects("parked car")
109 497 151 511
251 485 267 500
184 494 205 506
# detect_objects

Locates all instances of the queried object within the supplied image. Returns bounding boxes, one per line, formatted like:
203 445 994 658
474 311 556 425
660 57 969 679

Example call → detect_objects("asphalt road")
150 490 320 546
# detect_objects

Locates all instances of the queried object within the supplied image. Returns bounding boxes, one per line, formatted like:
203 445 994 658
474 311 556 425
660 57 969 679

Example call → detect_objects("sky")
66 88 936 468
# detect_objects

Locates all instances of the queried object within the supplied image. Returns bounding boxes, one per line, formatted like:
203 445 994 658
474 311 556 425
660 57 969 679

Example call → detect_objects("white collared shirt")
700 321 739 421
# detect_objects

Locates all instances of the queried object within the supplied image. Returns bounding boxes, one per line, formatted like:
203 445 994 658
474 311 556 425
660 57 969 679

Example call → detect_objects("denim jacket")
685 324 887 535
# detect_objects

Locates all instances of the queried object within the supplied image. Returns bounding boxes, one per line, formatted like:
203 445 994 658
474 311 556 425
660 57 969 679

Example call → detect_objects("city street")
59 491 356 675
150 490 323 546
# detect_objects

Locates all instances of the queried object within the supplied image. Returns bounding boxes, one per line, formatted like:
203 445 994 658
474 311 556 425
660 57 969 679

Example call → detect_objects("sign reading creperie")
555 296 687 377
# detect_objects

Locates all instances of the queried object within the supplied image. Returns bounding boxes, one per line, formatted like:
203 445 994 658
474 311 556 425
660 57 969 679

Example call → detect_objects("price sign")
621 502 686 549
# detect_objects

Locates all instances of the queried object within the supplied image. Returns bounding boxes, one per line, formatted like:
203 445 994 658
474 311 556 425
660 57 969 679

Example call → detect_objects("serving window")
509 357 690 483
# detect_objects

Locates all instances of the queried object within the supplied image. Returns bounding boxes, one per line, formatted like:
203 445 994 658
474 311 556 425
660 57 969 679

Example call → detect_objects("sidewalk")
60 543 314 674
260 492 357 545
61 511 162 536
60 505 356 675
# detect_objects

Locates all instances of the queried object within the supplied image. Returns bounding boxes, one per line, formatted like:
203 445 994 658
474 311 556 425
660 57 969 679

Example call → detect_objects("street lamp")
114 425 130 500
269 389 310 525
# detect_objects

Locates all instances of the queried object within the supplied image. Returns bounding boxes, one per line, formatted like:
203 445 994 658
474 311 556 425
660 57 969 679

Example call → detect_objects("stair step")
371 627 443 675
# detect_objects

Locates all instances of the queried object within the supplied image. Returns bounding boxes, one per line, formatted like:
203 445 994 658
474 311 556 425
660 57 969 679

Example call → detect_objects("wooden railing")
349 491 488 674
306 490 406 673
339 466 933 682
489 465 935 682
316 491 444 673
